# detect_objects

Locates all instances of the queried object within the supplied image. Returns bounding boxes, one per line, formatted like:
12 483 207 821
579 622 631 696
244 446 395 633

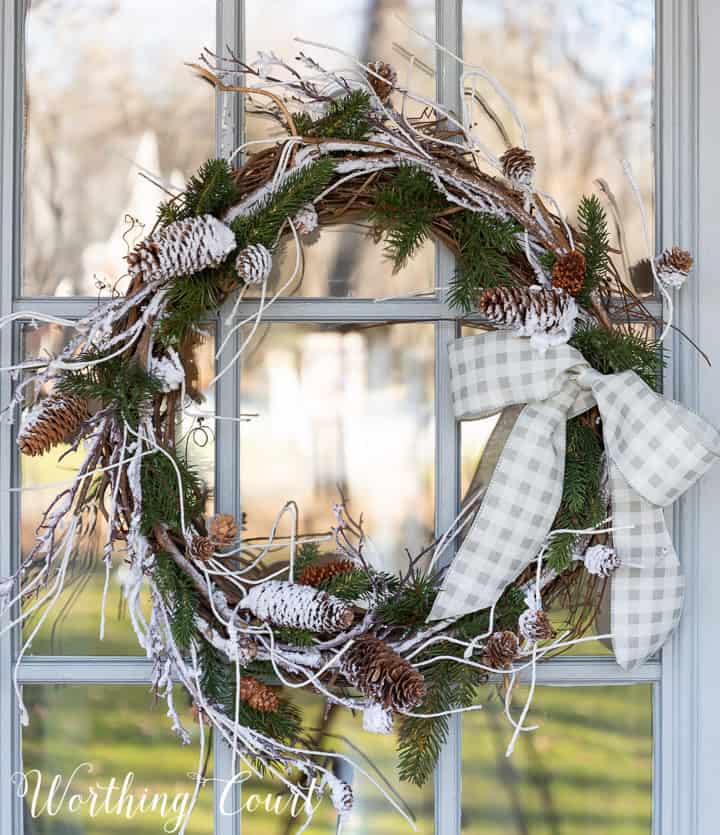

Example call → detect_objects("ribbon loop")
430 331 720 670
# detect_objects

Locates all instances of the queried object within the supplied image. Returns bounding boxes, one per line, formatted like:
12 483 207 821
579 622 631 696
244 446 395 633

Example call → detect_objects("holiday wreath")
3 33 720 832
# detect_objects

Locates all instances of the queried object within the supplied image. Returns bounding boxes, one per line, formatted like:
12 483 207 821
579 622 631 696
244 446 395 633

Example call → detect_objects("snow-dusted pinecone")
235 243 272 285
362 702 394 735
483 630 519 669
583 544 621 577
518 608 555 642
149 348 185 393
239 676 279 712
326 774 354 815
207 513 239 548
189 535 215 562
230 636 258 667
298 559 354 588
341 634 426 711
17 393 89 457
367 60 397 101
126 215 236 281
499 147 536 186
478 285 578 350
655 246 694 289
293 203 319 235
551 250 587 296
241 580 354 633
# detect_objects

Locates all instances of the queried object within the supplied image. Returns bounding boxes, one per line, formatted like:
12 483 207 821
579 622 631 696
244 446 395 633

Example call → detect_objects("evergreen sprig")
398 641 484 786
293 90 374 141
158 158 240 224
370 165 445 270
570 321 664 390
231 158 335 250
375 571 439 628
273 626 316 647
320 568 373 600
546 418 604 572
576 194 610 305
57 351 161 427
141 451 207 534
156 269 228 348
448 212 521 312
154 552 199 650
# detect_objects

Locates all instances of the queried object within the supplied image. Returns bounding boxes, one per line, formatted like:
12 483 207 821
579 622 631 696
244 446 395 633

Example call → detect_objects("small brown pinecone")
484 631 520 669
239 676 279 713
341 635 426 712
298 559 355 587
235 243 272 285
367 60 397 101
655 246 694 289
241 580 355 633
126 215 236 281
208 513 239 548
478 285 577 345
293 203 318 236
17 393 89 457
551 250 587 296
518 609 555 642
189 535 215 562
499 147 536 186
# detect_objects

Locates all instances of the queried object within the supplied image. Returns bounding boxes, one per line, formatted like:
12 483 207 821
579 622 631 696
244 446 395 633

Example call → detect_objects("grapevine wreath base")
2 30 719 833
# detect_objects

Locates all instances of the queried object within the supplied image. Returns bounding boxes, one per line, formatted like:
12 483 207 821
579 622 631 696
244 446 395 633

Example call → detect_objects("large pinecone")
483 631 519 669
367 60 397 101
298 559 354 587
340 635 426 712
478 285 577 346
208 513 239 548
499 147 536 186
239 676 279 713
551 250 586 296
189 535 215 562
655 246 694 288
17 393 89 457
241 580 354 633
126 215 236 281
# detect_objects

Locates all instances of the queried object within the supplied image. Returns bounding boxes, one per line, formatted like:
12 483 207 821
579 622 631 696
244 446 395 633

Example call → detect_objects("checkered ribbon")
429 331 720 669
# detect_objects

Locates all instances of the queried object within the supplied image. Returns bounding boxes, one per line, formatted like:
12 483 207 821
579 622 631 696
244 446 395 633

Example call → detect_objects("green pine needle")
375 571 439 628
159 158 240 224
293 90 374 141
141 451 207 535
154 552 199 651
576 194 611 305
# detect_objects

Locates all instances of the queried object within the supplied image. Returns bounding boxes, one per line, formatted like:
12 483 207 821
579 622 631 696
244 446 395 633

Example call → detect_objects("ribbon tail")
428 401 568 622
608 461 685 670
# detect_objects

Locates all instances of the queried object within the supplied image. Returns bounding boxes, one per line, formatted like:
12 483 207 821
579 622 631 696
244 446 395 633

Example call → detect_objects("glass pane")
21 685 213 834
463 1 655 295
23 0 215 296
242 689 434 834
243 1 437 299
19 324 216 655
240 323 435 569
461 685 653 834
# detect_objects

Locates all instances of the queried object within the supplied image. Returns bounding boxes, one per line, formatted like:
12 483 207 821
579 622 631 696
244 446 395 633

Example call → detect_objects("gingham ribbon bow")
429 331 720 669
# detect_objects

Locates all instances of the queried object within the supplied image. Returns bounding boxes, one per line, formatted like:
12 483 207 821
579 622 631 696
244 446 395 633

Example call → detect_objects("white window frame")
0 1 716 832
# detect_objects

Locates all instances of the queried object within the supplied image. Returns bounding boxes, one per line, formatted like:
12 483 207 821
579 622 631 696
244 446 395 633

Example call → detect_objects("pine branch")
231 158 335 250
157 268 229 348
158 158 241 224
375 571 439 628
576 194 610 305
447 212 521 313
369 165 444 270
155 552 199 650
141 451 207 535
293 90 374 141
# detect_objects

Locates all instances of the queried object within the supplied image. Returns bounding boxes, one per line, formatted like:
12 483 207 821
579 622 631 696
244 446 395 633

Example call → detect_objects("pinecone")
655 246 694 289
235 243 272 285
293 203 319 235
17 393 89 457
518 608 555 642
499 147 536 186
340 635 426 712
126 215 236 281
478 285 577 348
298 559 355 587
483 631 519 669
551 250 587 296
231 636 258 667
148 349 185 393
241 580 354 633
239 676 279 713
367 60 397 101
189 535 215 562
208 513 239 548
327 775 354 814
583 544 621 577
